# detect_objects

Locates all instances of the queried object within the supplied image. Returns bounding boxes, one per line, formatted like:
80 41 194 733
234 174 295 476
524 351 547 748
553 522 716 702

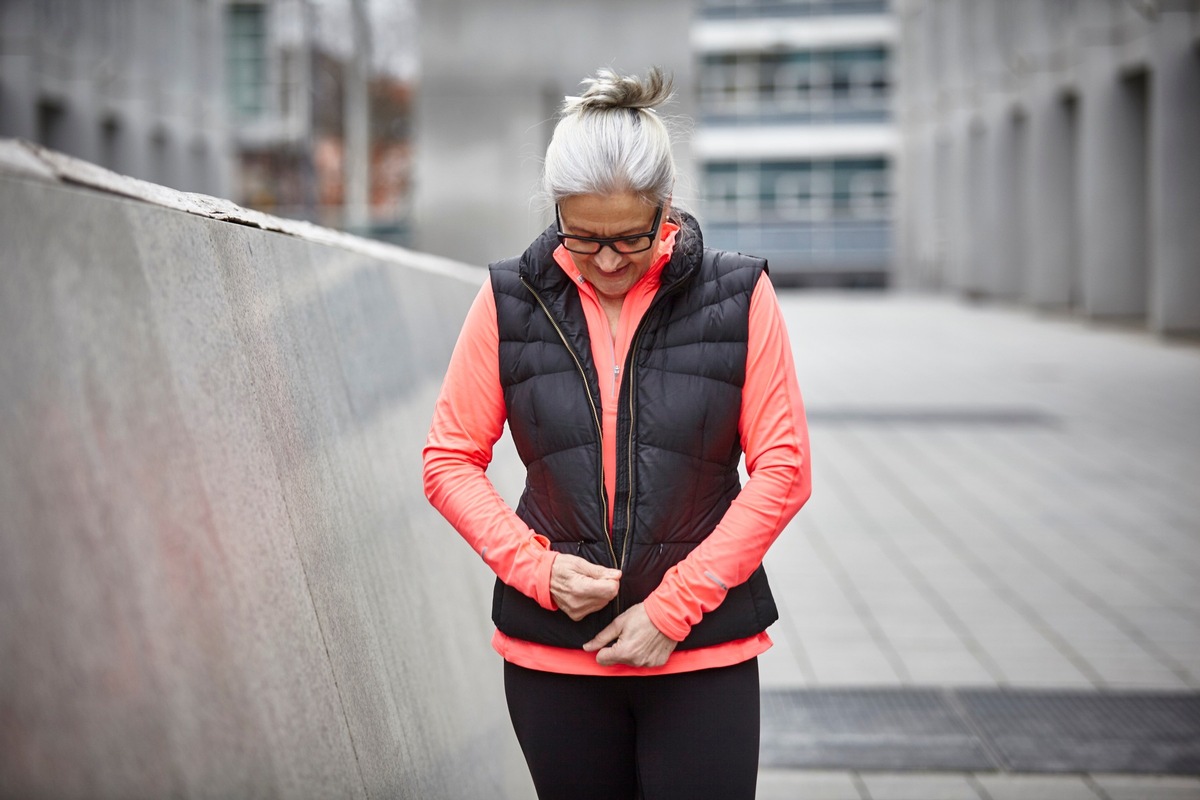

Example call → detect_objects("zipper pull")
612 364 620 398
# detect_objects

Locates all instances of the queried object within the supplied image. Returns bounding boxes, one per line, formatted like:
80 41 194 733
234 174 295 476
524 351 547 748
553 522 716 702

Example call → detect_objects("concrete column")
939 130 958 291
931 135 953 289
344 0 371 231
983 109 1024 300
895 123 938 290
975 120 997 297
892 133 920 288
1078 48 1149 319
1148 14 1200 335
1025 88 1079 308
962 121 988 296
201 0 234 201
938 1 971 293
1009 111 1029 300
915 133 944 288
907 0 943 290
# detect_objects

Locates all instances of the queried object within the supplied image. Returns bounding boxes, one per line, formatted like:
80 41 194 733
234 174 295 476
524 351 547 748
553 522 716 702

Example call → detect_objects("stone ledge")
0 137 480 281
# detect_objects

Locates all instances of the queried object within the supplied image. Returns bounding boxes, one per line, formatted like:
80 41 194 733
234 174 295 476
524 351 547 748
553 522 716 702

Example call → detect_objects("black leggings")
503 658 760 800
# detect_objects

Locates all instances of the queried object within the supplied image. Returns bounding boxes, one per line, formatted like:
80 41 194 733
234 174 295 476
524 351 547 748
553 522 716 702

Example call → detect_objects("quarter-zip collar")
551 220 680 299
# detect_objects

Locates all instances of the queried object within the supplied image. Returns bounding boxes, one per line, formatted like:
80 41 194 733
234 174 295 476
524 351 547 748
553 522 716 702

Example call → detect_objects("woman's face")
557 192 667 305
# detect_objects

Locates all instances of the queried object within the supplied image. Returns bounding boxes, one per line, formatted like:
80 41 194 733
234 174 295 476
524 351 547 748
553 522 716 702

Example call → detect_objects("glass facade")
702 158 890 272
699 0 888 19
693 0 894 282
704 158 889 222
699 46 889 123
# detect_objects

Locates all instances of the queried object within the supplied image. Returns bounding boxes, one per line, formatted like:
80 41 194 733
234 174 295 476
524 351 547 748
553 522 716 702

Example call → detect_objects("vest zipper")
520 277 620 574
617 270 694 576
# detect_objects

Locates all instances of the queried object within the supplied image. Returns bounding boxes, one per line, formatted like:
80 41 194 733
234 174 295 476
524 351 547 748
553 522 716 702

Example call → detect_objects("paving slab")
757 769 865 800
973 773 1104 800
1092 774 1200 799
762 293 1200 694
857 771 984 800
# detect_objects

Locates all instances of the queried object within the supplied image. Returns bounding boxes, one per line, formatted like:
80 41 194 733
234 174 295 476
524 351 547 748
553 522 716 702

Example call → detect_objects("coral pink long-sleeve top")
423 220 811 676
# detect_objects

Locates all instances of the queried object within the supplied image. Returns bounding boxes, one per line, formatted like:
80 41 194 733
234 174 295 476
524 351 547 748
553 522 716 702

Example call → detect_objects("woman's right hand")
550 554 621 621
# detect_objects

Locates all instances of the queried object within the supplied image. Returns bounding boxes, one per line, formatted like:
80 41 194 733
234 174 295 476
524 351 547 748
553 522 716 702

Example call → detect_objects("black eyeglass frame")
555 203 665 255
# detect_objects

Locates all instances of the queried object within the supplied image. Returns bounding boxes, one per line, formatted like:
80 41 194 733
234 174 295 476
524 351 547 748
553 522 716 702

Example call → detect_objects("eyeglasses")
555 204 663 255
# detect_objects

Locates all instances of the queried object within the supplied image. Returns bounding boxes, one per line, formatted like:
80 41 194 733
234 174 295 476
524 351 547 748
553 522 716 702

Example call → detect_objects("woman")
423 67 811 800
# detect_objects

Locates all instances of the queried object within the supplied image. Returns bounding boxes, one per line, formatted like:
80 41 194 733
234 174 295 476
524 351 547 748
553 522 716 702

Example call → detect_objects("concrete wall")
894 0 1200 337
0 140 532 800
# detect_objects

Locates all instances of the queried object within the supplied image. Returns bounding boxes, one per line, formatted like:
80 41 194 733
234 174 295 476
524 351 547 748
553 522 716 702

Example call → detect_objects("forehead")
558 192 657 235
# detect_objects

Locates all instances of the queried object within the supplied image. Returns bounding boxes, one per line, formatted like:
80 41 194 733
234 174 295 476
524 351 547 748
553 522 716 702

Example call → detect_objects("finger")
592 578 620 600
594 641 631 666
575 560 621 581
582 619 622 652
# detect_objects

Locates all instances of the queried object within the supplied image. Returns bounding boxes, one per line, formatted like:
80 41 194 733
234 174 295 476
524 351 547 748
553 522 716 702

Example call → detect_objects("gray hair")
542 67 676 207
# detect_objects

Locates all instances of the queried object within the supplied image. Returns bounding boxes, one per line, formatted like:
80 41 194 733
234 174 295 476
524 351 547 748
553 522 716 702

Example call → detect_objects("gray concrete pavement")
756 292 1200 799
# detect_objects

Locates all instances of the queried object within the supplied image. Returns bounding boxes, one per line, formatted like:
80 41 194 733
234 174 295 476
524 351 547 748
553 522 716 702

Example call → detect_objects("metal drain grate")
960 690 1200 774
760 688 1200 774
760 688 992 772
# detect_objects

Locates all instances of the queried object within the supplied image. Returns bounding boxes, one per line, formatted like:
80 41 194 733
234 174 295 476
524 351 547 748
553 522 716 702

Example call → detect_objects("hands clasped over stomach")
549 553 678 668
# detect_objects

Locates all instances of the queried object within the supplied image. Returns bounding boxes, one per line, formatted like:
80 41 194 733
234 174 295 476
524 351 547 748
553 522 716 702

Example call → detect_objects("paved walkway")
756 292 1200 799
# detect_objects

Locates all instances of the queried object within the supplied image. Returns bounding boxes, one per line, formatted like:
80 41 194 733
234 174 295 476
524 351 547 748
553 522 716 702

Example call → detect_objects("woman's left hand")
583 603 678 668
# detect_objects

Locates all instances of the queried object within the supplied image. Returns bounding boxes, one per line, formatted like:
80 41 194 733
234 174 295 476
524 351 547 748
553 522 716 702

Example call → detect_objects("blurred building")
307 53 414 241
225 0 316 216
412 0 696 268
895 0 1200 336
691 0 897 286
0 0 232 197
0 0 412 241
229 1 413 240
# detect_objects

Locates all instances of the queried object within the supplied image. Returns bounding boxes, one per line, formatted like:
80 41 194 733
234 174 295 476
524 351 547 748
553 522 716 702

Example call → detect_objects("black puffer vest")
489 211 778 650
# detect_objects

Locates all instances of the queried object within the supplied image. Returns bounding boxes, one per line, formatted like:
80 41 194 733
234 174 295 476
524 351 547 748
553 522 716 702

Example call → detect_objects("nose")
592 245 624 272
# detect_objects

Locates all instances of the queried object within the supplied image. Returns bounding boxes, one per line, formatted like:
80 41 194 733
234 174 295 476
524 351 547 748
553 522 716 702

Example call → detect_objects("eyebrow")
567 224 646 238
564 215 657 239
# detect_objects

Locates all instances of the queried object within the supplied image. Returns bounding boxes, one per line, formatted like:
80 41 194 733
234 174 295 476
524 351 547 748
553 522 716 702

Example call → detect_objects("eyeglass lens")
562 235 654 255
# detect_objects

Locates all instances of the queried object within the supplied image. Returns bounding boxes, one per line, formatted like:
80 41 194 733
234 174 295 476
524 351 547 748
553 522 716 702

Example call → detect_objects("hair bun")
566 67 674 114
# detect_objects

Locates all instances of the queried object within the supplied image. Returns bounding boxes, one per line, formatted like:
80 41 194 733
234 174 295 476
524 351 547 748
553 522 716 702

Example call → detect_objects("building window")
101 117 123 173
37 101 67 153
699 46 889 122
226 3 268 119
703 158 889 222
702 158 891 270
699 0 889 18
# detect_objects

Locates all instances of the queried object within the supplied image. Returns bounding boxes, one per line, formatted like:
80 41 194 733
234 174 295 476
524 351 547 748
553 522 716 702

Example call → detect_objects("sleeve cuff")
642 593 690 643
530 535 559 611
